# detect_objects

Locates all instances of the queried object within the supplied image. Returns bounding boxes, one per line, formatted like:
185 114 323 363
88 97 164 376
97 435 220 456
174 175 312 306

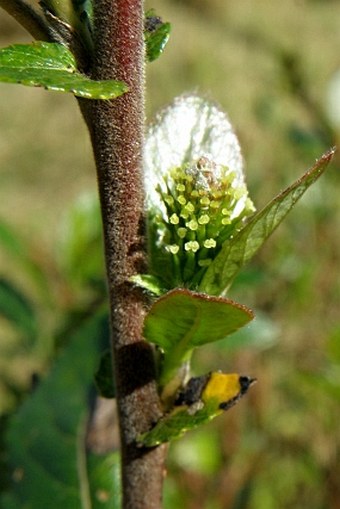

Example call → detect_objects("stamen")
186 219 198 231
203 238 216 249
170 213 180 224
184 241 200 252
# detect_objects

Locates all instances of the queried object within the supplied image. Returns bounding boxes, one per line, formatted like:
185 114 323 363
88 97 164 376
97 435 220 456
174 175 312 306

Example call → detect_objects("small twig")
39 5 73 44
0 0 52 40
1 0 91 71
41 5 89 70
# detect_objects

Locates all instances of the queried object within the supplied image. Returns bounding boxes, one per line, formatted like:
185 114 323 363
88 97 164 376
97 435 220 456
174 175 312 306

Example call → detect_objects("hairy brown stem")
82 1 167 508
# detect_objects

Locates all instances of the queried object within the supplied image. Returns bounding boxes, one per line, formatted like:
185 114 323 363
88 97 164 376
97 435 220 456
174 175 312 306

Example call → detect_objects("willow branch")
81 1 167 508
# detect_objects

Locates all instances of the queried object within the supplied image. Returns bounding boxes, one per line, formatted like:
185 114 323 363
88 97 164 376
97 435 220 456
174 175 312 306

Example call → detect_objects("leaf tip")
317 147 336 167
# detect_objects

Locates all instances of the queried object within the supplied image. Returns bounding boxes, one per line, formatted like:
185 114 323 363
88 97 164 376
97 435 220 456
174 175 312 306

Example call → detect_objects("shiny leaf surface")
0 42 127 99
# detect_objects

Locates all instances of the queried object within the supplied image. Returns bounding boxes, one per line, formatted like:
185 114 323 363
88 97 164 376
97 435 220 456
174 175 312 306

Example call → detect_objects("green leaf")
144 289 254 352
0 278 37 340
139 399 219 447
2 309 121 508
130 274 164 296
144 12 171 62
0 42 128 99
139 373 255 447
143 289 254 384
200 149 335 295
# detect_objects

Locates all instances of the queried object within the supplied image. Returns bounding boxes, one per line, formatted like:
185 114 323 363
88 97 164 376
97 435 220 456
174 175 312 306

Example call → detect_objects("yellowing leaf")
139 373 256 447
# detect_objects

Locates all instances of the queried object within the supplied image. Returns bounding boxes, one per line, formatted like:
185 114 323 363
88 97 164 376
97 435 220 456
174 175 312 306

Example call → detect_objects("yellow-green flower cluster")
153 157 254 285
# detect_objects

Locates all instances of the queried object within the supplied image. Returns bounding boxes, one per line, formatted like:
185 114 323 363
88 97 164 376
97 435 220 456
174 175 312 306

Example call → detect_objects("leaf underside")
144 288 254 353
200 149 335 295
0 42 128 99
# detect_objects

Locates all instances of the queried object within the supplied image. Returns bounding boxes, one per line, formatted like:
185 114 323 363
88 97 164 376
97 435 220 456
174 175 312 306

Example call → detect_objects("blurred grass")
1 1 340 508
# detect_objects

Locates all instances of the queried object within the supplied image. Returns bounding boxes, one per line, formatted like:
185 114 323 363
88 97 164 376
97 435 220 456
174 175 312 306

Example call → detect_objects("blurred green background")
0 1 340 508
